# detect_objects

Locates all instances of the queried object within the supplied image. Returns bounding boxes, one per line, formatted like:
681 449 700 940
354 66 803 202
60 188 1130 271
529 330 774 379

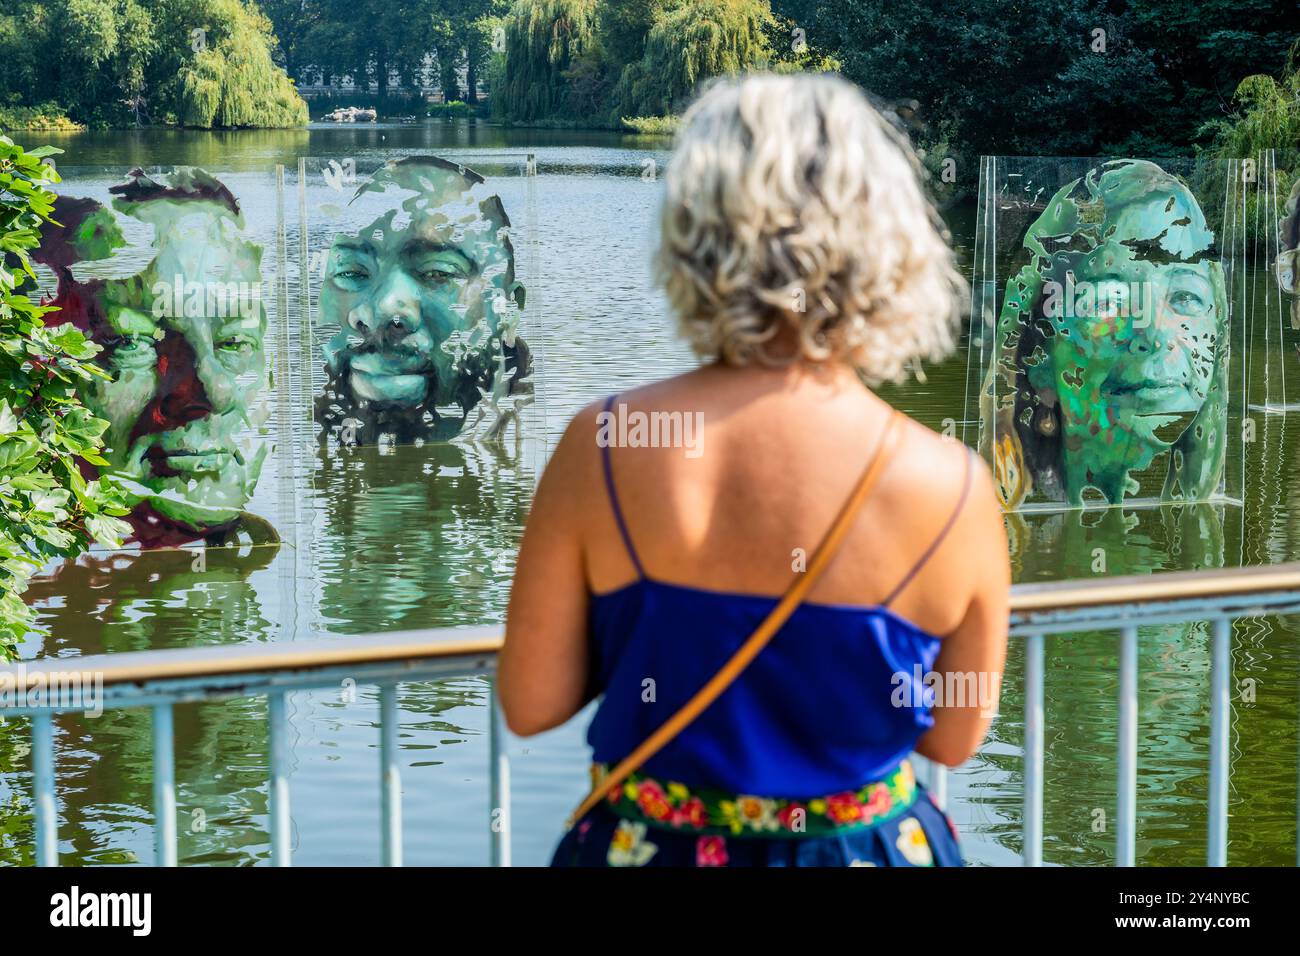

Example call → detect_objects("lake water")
1 121 1297 866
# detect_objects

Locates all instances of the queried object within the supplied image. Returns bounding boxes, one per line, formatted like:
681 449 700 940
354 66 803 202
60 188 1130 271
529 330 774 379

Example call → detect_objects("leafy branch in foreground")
0 135 132 659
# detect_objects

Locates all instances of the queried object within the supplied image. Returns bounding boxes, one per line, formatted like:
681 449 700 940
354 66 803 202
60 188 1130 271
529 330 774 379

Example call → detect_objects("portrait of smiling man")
35 168 272 548
316 156 532 445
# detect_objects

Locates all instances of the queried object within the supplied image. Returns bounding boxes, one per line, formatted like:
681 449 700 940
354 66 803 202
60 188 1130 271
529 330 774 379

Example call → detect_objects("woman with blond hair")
500 73 1009 867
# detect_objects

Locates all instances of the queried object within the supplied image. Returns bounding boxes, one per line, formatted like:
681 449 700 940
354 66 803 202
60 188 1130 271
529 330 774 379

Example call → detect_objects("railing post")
153 703 178 867
930 762 948 811
1117 626 1138 867
380 684 403 867
489 679 512 867
268 691 291 866
1208 617 1231 866
32 713 57 867
1023 632 1044 867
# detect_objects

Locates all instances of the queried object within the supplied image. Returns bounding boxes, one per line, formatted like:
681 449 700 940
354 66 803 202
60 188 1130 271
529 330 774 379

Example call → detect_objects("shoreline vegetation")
0 1 1295 169
0 103 84 131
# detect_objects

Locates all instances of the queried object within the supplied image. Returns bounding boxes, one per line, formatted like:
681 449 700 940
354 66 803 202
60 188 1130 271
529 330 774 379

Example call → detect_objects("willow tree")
497 0 600 122
172 0 309 128
611 0 775 121
1199 47 1300 240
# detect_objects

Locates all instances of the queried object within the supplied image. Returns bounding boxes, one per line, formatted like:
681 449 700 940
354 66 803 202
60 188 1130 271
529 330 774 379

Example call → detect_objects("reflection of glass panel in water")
31 167 280 549
1255 149 1300 411
305 156 536 450
306 441 535 634
975 157 1246 511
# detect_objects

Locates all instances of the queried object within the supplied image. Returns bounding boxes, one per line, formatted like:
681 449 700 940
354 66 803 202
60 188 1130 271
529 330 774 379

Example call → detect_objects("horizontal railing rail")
5 562 1300 866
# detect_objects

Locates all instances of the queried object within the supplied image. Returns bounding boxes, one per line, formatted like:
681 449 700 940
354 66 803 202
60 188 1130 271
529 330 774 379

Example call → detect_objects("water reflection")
3 436 531 865
25 544 280 656
308 440 533 634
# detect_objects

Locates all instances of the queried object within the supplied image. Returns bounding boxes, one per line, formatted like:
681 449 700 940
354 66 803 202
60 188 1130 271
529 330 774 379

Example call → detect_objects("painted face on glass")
37 169 269 545
994 160 1229 506
319 157 526 441
1278 176 1300 330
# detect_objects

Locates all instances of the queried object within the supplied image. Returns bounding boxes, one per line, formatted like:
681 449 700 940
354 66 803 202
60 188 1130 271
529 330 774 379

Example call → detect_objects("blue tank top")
585 397 974 797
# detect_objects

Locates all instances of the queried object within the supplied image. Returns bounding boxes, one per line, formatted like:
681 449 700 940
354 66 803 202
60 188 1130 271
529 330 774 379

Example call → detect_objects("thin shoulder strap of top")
599 395 646 579
881 445 976 608
567 410 906 828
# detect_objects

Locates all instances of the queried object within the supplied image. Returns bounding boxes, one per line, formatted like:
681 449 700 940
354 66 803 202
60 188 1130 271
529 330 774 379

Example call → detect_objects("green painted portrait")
36 168 272 547
316 157 532 445
987 159 1230 508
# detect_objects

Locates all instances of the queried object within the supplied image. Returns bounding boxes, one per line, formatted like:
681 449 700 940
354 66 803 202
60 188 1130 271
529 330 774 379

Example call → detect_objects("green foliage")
496 0 601 122
428 100 475 119
175 0 309 128
598 0 661 68
0 101 82 131
781 0 1296 158
609 0 776 121
1200 46 1300 239
1206 57 1300 160
0 0 307 129
0 136 132 658
491 0 805 126
260 0 510 108
619 114 679 135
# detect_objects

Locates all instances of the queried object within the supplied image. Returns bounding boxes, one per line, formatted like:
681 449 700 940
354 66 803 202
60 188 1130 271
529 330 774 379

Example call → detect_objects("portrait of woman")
984 159 1231 508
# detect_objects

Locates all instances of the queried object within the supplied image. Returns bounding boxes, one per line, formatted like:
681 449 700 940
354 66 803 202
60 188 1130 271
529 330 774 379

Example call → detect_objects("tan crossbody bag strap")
566 411 905 828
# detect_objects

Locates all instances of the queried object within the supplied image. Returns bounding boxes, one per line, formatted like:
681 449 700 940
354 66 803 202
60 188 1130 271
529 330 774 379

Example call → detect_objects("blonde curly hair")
656 73 966 386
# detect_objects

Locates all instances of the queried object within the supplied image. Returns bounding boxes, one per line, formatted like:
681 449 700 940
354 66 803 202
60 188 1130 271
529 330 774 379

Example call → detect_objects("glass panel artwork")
972 156 1248 511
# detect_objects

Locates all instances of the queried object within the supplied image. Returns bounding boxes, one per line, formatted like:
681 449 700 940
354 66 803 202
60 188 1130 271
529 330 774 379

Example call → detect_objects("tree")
496 0 600 122
276 0 444 100
598 0 662 68
611 0 775 120
776 0 1297 158
0 0 308 129
257 0 324 81
171 0 309 127
1201 45 1300 239
0 137 132 658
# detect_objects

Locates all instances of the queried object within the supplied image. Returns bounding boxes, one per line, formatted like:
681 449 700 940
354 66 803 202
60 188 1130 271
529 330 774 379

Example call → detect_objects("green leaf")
31 523 74 549
85 514 131 550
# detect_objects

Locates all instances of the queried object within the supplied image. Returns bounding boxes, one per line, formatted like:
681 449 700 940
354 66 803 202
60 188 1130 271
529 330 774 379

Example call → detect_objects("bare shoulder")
870 415 1008 627
887 416 1004 539
538 398 609 510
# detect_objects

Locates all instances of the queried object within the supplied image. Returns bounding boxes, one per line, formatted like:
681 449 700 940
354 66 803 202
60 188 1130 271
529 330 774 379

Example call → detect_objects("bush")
0 101 82 132
428 100 474 119
619 114 678 135
0 136 132 658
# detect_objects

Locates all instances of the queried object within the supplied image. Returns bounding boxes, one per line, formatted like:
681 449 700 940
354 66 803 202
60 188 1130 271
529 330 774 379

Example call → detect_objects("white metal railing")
2 629 503 867
1007 563 1300 867
4 563 1300 866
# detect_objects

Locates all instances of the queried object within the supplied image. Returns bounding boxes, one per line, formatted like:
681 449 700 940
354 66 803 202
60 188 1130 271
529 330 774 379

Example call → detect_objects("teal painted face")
998 160 1229 505
321 159 523 414
73 173 269 540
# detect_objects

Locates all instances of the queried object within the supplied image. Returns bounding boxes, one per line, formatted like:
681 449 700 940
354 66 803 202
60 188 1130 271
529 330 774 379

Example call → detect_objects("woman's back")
582 363 985 639
573 362 1004 796
500 72 1010 867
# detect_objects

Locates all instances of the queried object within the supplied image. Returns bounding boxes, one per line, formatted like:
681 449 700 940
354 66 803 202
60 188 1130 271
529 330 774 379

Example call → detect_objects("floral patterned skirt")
551 760 962 867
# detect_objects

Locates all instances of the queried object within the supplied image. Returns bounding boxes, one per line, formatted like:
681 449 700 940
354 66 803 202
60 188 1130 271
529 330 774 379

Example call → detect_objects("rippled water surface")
1 123 1297 866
